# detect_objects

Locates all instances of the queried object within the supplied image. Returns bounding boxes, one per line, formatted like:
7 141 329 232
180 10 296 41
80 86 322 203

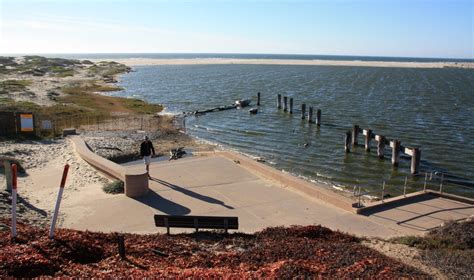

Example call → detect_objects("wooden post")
301 104 306 119
257 92 261 106
283 96 288 112
4 161 12 191
344 131 351 153
289 98 293 114
411 148 421 174
352 125 359 146
316 109 321 126
364 129 372 152
117 235 126 260
391 140 401 167
377 136 386 159
308 107 313 123
277 94 282 109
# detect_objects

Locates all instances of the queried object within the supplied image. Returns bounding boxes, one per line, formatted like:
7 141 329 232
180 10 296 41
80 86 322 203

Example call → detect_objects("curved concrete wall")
70 136 149 198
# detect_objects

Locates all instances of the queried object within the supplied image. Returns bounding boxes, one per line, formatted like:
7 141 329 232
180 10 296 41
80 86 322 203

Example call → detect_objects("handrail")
353 171 474 208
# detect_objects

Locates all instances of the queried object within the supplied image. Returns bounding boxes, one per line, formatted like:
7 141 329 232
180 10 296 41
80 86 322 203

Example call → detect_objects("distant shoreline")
94 58 474 69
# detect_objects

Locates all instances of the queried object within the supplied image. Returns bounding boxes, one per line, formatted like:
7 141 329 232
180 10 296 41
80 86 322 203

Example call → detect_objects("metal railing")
354 171 474 208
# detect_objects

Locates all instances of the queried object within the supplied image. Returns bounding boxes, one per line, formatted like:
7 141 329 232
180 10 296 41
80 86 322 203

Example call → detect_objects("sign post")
4 161 12 191
11 164 17 240
49 164 70 239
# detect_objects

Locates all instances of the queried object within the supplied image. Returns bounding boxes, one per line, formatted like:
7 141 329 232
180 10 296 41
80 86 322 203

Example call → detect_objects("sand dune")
102 58 474 69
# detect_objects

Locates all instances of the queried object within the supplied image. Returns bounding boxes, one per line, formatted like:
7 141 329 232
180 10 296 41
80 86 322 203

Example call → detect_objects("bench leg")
164 217 170 235
194 218 199 233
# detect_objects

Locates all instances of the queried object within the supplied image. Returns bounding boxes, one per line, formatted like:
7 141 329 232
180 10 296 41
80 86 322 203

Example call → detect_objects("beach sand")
102 58 474 69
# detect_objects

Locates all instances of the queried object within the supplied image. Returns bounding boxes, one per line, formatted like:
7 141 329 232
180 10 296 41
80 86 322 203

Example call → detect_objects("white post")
423 172 428 193
183 115 187 134
358 186 361 208
403 176 408 197
439 173 444 194
49 164 70 239
11 164 17 239
381 181 385 203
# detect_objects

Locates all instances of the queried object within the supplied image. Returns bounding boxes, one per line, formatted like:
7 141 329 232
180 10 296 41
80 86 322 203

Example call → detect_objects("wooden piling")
377 136 386 159
411 148 421 174
308 107 313 123
345 131 351 153
364 129 372 152
283 96 288 112
316 109 321 126
301 104 306 119
257 92 261 106
277 94 282 109
391 140 401 167
352 125 359 146
289 98 293 114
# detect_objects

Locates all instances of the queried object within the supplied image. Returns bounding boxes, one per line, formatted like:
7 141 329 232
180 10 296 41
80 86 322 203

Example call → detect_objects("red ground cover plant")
0 220 428 278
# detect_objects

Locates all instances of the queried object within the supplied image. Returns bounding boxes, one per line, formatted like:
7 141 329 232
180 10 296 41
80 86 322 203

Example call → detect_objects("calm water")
112 64 474 197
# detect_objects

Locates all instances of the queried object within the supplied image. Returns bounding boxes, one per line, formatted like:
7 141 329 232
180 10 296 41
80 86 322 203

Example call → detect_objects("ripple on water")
117 64 474 197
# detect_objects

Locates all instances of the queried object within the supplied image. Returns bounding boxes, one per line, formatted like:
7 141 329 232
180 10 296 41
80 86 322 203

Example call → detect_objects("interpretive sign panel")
20 113 34 132
41 120 52 130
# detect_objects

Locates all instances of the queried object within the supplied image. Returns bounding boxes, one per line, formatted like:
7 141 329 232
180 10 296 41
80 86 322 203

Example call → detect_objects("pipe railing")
353 172 474 208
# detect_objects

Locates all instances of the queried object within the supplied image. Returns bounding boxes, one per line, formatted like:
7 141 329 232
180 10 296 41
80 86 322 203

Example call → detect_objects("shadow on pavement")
150 177 234 210
133 189 191 215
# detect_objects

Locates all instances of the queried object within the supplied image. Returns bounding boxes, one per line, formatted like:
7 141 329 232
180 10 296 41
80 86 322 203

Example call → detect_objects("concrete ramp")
359 192 474 235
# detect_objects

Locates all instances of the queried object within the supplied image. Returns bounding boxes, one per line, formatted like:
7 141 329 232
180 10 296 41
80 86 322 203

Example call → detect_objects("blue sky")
0 0 472 58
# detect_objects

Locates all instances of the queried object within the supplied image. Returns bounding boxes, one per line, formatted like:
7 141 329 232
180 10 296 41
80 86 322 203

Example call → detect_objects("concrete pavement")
59 153 474 238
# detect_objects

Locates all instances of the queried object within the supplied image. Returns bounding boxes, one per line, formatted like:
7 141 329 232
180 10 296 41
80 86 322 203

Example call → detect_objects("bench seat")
154 215 238 234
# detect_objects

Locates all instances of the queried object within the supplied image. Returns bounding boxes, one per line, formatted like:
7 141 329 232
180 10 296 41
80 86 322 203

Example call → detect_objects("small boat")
248 108 258 114
235 99 251 108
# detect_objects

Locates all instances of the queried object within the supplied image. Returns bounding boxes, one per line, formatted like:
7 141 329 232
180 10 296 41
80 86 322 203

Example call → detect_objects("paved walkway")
360 193 474 234
60 154 474 238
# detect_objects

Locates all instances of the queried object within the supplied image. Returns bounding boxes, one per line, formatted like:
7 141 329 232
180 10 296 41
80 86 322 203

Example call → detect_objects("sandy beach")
102 58 474 69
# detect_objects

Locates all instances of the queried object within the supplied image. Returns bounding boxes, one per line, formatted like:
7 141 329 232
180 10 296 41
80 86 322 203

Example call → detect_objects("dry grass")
391 220 474 279
60 82 162 115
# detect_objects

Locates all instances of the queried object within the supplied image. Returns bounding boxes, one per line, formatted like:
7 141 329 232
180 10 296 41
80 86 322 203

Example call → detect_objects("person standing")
140 136 155 178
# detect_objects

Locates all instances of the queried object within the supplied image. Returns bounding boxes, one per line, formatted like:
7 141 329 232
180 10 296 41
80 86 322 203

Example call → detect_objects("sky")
0 0 472 58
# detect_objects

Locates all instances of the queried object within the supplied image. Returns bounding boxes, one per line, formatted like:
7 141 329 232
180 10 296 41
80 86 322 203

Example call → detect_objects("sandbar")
99 58 474 69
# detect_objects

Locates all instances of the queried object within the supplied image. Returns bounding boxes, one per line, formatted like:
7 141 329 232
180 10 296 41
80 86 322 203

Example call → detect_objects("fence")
0 112 36 136
50 114 182 135
0 111 182 137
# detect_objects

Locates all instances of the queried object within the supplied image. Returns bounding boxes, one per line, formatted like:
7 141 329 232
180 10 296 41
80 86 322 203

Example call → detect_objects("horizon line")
1 52 473 61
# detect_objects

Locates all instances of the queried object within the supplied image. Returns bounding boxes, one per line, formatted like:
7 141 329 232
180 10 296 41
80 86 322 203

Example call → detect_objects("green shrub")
102 180 124 194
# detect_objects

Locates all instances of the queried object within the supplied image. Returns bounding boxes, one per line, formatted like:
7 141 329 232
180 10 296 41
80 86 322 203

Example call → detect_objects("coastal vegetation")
0 222 427 278
390 220 473 278
102 180 124 194
0 56 163 135
0 80 32 94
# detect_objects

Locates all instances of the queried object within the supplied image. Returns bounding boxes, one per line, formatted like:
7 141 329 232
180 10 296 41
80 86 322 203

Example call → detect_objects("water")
110 62 474 197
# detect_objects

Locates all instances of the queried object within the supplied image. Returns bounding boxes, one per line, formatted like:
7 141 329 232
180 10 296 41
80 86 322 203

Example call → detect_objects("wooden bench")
154 215 238 234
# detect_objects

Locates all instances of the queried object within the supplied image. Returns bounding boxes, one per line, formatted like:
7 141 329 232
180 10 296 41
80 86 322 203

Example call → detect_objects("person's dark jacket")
140 140 155 157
